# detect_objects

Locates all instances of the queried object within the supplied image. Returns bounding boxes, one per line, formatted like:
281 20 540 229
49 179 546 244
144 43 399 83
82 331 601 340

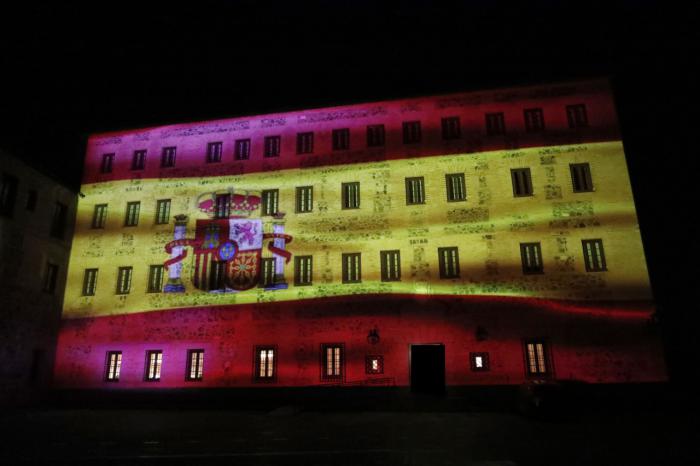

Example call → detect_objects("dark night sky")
1 0 698 381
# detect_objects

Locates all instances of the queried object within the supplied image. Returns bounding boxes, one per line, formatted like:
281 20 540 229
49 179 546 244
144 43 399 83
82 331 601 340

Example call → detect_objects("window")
186 349 204 381
214 194 230 219
145 350 163 381
582 239 607 272
209 260 226 290
43 262 59 294
438 247 460 279
105 351 122 382
92 204 108 229
520 242 543 274
161 147 176 167
297 132 314 154
511 168 533 197
294 256 312 286
206 141 223 163
155 199 171 224
445 173 466 202
147 265 164 293
26 190 37 211
100 153 114 174
341 182 360 209
524 108 545 132
405 177 425 205
116 266 133 294
402 121 422 144
367 124 385 147
380 250 401 282
264 136 281 158
485 112 506 135
235 139 251 160
132 150 147 170
82 268 98 296
365 355 384 374
50 202 68 239
441 116 461 140
260 258 276 287
342 253 361 283
124 201 140 226
566 104 588 128
524 340 550 377
470 352 490 372
261 189 279 216
321 344 344 381
332 128 350 150
570 163 593 192
255 346 276 381
295 186 313 213
0 173 19 217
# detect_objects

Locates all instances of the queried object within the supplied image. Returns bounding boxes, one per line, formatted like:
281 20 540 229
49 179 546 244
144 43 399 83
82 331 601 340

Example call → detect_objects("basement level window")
321 344 344 381
524 340 550 377
145 350 163 381
255 346 276 381
582 239 607 272
105 351 122 382
470 352 490 372
186 349 204 381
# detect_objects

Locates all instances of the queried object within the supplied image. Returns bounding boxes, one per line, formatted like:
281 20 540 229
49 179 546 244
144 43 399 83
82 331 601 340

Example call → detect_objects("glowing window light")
582 239 607 272
470 352 490 372
105 351 122 381
145 350 162 381
365 355 383 374
322 344 343 380
525 341 548 376
187 349 204 381
256 347 275 380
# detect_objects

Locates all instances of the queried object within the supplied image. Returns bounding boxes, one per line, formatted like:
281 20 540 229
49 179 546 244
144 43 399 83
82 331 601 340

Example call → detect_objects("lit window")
321 344 344 381
365 355 384 374
155 199 171 224
92 204 108 228
342 253 361 284
124 201 140 226
297 132 314 154
260 258 276 287
294 256 313 286
206 141 223 163
445 173 466 202
485 112 506 135
380 250 401 282
566 104 588 128
145 350 163 381
261 189 279 216
520 242 543 275
147 265 164 293
367 124 385 147
582 239 607 272
50 202 68 239
441 116 461 140
214 193 230 219
116 266 133 295
511 168 533 197
186 349 204 381
295 186 313 213
341 182 360 209
264 136 281 158
0 173 19 218
524 340 550 377
105 351 122 381
570 163 593 193
524 108 545 132
161 147 176 168
82 268 98 296
405 177 425 205
235 139 251 160
255 346 276 381
132 150 147 170
470 352 490 372
438 247 460 279
100 153 114 174
402 121 421 144
43 262 59 294
332 128 350 151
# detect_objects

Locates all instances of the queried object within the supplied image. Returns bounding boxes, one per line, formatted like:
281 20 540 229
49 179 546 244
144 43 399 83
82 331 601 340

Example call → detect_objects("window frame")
186 349 205 381
155 199 171 224
254 345 277 382
92 203 108 229
405 176 426 205
132 149 147 170
342 253 362 284
366 124 385 147
261 189 279 216
263 136 281 158
50 202 68 239
581 239 607 272
206 141 223 163
570 163 594 193
566 104 589 128
341 182 360 209
380 250 401 282
124 201 141 227
214 193 231 219
105 351 122 382
234 138 251 160
441 116 461 140
511 168 533 197
296 132 314 154
365 355 384 374
470 352 490 372
438 247 460 279
116 266 133 295
523 108 545 133
100 153 114 174
332 128 350 151
260 257 276 287
485 112 506 136
147 264 164 293
523 339 552 378
445 173 467 202
144 350 163 382
320 343 344 382
82 268 98 296
161 146 177 168
402 121 422 144
520 242 544 275
294 255 313 286
295 186 313 213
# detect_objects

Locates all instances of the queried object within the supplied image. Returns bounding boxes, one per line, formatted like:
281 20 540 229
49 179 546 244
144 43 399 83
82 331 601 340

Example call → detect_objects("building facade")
53 79 665 391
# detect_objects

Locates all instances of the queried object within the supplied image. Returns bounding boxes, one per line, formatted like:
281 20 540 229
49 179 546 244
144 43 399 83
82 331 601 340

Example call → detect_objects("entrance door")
410 344 445 394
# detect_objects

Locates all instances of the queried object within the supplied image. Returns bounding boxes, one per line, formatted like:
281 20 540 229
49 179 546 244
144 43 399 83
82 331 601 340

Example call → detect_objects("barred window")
261 258 276 287
511 168 533 197
124 201 140 226
155 199 171 224
255 346 276 381
147 265 164 293
367 124 385 147
261 189 279 216
365 355 384 374
570 163 593 192
105 351 122 381
43 262 59 294
321 344 344 381
441 116 461 140
380 250 401 282
295 186 313 213
294 256 313 286
235 139 251 160
582 239 607 272
524 340 550 376
524 108 545 133
161 147 176 167
132 150 147 170
92 204 108 228
405 177 425 205
297 132 314 154
341 182 360 209
470 352 490 372
116 266 133 294
445 173 466 202
342 253 361 283
402 121 422 144
520 242 543 274
438 247 460 279
145 350 163 381
485 112 506 136
101 153 114 174
566 104 588 128
82 268 98 296
332 128 350 151
264 136 281 158
206 141 223 163
214 194 230 219
186 349 204 381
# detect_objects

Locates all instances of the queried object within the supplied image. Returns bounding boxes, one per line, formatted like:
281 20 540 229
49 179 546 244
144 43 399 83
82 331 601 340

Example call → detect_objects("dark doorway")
410 344 445 394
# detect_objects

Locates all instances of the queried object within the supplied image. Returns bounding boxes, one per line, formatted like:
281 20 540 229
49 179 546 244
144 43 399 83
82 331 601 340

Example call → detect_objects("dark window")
261 189 279 216
214 194 230 219
441 116 461 140
405 177 425 205
260 258 276 287
161 147 176 168
26 190 38 211
341 182 360 209
570 163 593 192
50 202 68 239
105 351 122 382
264 136 281 158
582 239 607 272
321 343 344 381
255 346 277 381
124 201 140 226
82 268 98 296
43 262 59 294
342 253 361 283
186 349 204 381
365 355 384 374
438 247 460 279
567 104 588 128
116 266 133 294
332 128 350 151
100 153 114 174
511 168 533 197
524 108 545 132
297 132 314 154
155 199 171 224
145 350 163 381
295 186 313 213
294 256 313 286
367 124 385 147
445 173 466 202
380 250 401 282
0 173 19 217
470 352 490 372
520 242 543 274
524 340 550 377
402 121 422 144
92 204 107 228
206 141 223 163
485 112 506 135
209 260 226 290
132 150 147 170
235 139 251 160
147 265 164 293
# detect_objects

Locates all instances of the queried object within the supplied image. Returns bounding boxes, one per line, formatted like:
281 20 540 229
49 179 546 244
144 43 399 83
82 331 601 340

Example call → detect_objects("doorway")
410 344 445 394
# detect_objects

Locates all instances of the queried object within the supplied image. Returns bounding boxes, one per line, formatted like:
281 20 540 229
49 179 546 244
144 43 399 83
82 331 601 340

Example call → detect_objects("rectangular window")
255 346 277 381
295 186 313 213
524 340 550 376
206 141 223 163
367 124 385 147
567 104 588 128
402 121 422 144
511 168 533 197
485 112 506 135
582 239 607 272
209 260 226 290
438 247 460 279
154 199 171 224
26 190 38 211
145 350 163 381
524 108 545 132
260 258 276 287
214 194 230 219
186 349 204 381
441 116 461 140
264 136 281 158
116 266 133 294
296 132 314 154
570 163 593 192
342 253 361 284
161 147 176 168
341 182 360 209
405 177 425 205
261 189 279 216
105 351 122 382
100 153 114 174
520 242 543 274
294 256 313 286
50 202 68 239
470 352 490 372
147 264 164 293
92 204 108 229
132 150 147 170
380 250 401 282
321 344 344 381
0 173 19 217
124 201 140 226
332 128 350 151
43 262 59 294
365 355 384 374
235 138 251 160
82 268 98 296
445 173 466 202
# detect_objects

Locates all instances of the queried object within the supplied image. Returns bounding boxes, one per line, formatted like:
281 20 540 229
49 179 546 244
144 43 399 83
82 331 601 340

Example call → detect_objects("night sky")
1 1 697 382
